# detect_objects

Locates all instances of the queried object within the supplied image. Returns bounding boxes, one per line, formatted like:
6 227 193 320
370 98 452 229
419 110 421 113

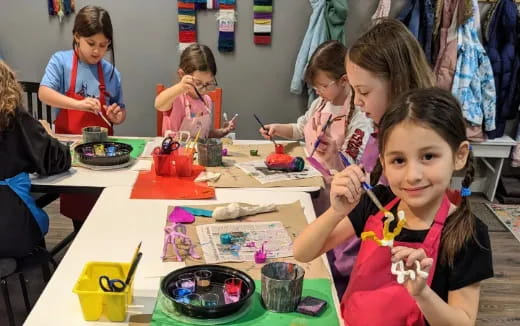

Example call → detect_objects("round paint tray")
74 141 133 166
159 292 252 325
160 265 255 319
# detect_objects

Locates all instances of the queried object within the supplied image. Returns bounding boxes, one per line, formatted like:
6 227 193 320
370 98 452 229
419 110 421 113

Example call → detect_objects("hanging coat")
398 0 435 64
324 0 347 44
483 0 520 139
290 0 327 95
451 10 496 136
372 0 391 20
433 0 465 90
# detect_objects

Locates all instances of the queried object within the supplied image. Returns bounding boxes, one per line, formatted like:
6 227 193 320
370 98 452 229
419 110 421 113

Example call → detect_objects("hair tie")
460 186 472 197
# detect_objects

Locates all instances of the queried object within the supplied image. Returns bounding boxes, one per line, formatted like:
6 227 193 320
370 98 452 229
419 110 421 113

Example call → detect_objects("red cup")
174 149 193 177
152 152 174 176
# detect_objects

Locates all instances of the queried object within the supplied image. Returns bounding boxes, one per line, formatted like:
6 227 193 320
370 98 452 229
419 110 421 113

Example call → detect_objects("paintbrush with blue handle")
309 114 333 158
338 151 388 213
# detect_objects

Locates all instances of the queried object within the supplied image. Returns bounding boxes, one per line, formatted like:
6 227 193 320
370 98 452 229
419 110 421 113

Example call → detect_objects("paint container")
174 149 193 177
197 138 223 167
82 126 108 143
261 262 304 312
202 293 219 307
194 270 212 290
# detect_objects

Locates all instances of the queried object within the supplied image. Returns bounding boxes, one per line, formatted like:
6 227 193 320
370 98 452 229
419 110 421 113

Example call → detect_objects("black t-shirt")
348 185 494 302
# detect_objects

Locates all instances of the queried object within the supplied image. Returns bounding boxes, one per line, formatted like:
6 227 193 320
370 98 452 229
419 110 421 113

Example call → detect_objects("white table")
25 187 339 325
451 136 516 200
31 139 321 194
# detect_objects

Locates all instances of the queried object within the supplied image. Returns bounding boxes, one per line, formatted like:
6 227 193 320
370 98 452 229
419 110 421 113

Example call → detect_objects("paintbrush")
191 84 208 108
124 252 142 286
188 127 202 152
253 114 278 146
309 114 333 158
98 112 112 127
338 151 388 213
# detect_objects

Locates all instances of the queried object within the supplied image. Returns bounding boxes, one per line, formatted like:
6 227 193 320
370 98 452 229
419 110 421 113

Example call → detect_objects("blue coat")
484 0 520 138
398 0 435 64
290 0 327 95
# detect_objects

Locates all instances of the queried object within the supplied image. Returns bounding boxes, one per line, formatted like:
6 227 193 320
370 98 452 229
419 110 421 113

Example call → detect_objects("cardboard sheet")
162 201 330 280
206 142 324 188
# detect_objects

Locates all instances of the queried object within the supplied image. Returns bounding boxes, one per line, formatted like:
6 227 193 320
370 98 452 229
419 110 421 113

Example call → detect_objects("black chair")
19 81 53 127
19 81 76 257
1 248 56 326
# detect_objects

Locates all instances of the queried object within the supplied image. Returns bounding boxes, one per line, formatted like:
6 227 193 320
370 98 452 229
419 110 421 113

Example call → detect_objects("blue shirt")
40 50 125 115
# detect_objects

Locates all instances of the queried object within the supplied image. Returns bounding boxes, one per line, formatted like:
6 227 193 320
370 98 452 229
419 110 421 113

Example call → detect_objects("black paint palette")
160 265 255 319
74 141 133 166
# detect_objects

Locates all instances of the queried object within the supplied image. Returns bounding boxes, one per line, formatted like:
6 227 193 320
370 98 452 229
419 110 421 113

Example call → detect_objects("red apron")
341 195 450 326
55 52 112 221
54 52 113 135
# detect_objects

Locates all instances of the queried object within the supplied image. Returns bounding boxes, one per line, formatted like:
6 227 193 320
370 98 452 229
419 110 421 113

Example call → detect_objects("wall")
0 1 513 138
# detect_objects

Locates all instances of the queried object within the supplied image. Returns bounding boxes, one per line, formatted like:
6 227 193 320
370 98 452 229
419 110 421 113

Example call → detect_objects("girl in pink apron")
39 6 126 227
294 88 493 326
156 44 235 139
259 41 374 298
259 40 373 171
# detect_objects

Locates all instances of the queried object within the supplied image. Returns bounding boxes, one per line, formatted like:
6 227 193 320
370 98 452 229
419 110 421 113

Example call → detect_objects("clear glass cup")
172 287 191 303
186 293 202 306
224 277 242 304
177 273 195 292
195 270 212 290
202 293 219 307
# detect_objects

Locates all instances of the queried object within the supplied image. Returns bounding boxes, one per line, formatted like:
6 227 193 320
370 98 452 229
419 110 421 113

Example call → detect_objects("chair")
20 81 75 257
19 82 53 127
1 248 56 326
155 84 223 136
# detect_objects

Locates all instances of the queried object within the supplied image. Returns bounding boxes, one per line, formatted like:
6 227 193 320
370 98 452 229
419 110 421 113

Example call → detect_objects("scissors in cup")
99 275 126 292
153 137 180 155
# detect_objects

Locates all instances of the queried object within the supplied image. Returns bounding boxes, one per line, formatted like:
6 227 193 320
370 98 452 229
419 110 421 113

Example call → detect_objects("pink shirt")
162 93 212 133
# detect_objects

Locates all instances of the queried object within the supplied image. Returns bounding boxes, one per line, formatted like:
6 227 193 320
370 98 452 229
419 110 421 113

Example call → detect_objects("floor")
1 196 519 325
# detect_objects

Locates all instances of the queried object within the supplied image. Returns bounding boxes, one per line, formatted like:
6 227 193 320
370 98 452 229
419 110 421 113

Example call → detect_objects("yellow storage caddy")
73 261 133 321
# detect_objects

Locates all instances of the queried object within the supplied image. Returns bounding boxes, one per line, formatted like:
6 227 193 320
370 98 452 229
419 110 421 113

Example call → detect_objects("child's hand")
76 98 101 114
391 246 434 297
104 103 125 124
259 124 279 139
330 164 366 214
222 116 237 134
178 75 197 93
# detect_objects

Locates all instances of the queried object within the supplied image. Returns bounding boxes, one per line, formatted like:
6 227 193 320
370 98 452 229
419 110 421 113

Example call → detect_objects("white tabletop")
31 139 321 193
25 187 337 325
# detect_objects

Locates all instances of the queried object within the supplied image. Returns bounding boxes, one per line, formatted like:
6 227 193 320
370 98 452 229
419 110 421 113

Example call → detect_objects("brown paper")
162 202 330 280
206 142 324 188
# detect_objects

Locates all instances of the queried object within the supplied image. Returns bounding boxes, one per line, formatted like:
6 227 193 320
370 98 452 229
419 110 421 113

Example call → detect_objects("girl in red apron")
294 88 493 326
38 6 126 226
156 44 235 139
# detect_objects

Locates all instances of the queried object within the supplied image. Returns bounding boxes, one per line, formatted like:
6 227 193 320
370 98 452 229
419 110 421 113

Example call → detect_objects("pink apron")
178 94 212 139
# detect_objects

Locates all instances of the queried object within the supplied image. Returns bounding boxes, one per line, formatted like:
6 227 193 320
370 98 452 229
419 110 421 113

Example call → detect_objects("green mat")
150 278 339 326
108 137 146 159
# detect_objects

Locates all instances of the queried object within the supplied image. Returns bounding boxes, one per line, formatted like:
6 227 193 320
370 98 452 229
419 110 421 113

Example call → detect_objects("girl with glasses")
259 40 374 172
155 44 235 139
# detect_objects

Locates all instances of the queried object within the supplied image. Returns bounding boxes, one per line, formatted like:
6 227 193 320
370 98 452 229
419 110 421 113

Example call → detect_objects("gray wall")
1 1 506 139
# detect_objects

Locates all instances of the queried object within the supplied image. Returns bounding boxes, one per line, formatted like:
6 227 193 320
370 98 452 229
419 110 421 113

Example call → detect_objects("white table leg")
484 157 504 201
